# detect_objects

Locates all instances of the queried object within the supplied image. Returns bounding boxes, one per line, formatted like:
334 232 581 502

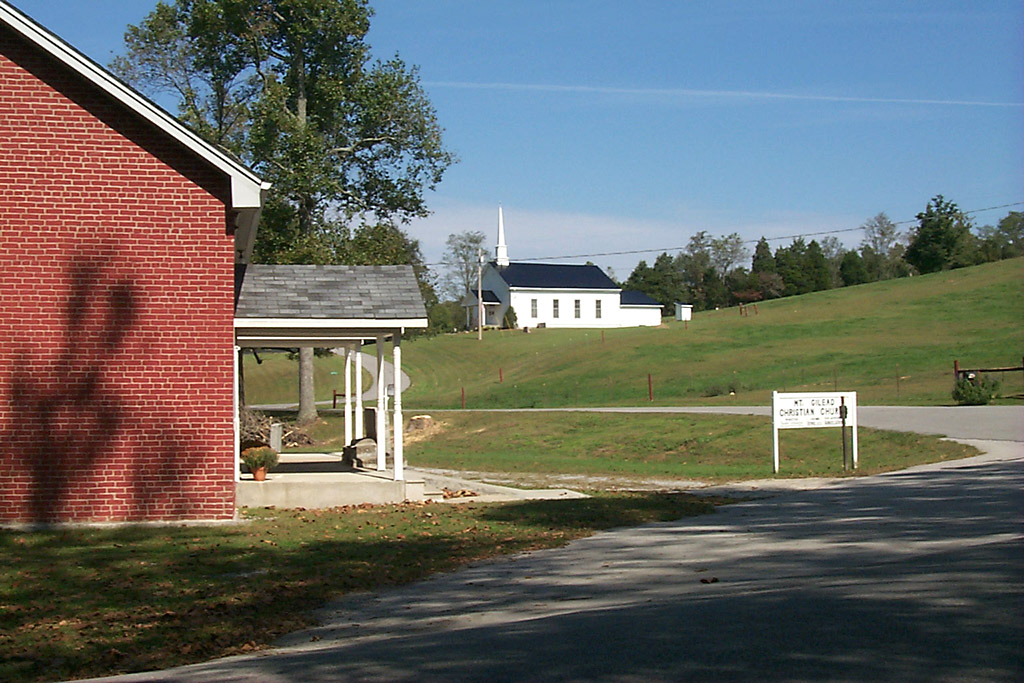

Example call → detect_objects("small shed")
675 303 693 321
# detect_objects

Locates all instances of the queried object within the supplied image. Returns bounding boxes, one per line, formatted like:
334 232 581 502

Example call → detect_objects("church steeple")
495 204 509 267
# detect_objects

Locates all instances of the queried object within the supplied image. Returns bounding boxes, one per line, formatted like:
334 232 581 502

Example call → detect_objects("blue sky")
11 0 1023 279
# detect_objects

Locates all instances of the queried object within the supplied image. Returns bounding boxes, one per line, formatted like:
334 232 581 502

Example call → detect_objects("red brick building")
0 3 266 523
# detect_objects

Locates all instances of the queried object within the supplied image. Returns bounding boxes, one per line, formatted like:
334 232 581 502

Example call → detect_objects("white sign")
772 391 858 473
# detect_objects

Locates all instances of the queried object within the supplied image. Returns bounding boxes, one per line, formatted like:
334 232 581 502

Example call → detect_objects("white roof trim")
0 1 267 213
508 287 621 294
235 318 428 329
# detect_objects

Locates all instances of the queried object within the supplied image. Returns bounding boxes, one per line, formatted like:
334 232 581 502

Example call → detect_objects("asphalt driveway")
83 408 1024 682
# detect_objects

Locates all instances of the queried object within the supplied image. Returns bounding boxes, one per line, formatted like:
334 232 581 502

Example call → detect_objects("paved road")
85 408 1023 682
252 351 410 410
464 405 1024 442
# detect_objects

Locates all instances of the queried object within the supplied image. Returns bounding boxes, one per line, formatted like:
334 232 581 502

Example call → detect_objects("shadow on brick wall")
4 254 143 521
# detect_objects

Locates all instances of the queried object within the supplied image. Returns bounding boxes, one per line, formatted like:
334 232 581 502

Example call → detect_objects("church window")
574 299 581 318
553 300 560 318
531 299 538 318
596 300 602 319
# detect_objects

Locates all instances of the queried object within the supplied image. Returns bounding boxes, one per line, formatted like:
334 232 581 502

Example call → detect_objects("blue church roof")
620 290 661 306
493 262 618 289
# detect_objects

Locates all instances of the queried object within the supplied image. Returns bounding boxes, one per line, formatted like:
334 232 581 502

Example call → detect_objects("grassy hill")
244 258 1023 408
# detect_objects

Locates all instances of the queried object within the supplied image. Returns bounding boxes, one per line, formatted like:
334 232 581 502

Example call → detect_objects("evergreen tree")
804 240 832 292
751 237 775 273
905 195 977 274
774 239 809 296
839 250 869 286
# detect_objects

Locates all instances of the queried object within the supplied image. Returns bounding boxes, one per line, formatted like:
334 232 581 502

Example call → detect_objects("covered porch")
233 264 428 498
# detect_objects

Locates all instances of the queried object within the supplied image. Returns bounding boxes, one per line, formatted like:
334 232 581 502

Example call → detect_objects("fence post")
461 386 465 409
648 373 654 402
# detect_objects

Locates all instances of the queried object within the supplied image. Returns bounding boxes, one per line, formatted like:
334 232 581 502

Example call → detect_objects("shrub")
503 305 518 329
241 446 280 472
701 384 726 398
952 375 1000 405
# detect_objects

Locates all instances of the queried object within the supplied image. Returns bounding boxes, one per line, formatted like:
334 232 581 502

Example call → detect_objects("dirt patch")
412 466 712 493
403 416 448 444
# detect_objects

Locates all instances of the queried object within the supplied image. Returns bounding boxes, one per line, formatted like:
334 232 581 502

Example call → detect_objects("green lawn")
287 409 979 482
1 494 720 683
243 258 1024 409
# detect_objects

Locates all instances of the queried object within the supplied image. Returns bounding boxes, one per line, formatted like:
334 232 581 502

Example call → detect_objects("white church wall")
511 288 623 329
618 305 664 327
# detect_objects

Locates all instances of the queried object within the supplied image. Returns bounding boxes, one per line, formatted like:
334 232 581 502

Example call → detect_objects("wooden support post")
648 373 654 402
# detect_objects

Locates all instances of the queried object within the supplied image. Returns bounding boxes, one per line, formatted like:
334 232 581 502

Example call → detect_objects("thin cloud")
426 81 1024 108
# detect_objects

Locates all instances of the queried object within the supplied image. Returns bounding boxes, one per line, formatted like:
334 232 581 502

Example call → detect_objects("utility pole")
477 247 483 341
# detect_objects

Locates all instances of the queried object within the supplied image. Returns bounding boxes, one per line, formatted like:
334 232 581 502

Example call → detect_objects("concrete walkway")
84 407 1023 681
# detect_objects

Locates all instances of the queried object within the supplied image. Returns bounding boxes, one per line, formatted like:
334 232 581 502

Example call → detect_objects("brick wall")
0 27 237 522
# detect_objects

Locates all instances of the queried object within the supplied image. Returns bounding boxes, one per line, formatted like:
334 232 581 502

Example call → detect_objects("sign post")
772 391 858 473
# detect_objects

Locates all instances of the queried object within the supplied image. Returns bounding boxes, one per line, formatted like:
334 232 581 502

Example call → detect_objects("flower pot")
253 467 267 482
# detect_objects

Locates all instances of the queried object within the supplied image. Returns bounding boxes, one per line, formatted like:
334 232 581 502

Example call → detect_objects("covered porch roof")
234 264 428 345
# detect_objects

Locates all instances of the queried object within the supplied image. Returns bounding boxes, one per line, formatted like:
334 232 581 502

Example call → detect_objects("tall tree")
839 250 869 286
859 212 903 280
115 0 454 423
774 238 809 297
750 237 776 274
624 253 686 315
441 230 487 301
819 236 845 289
709 233 748 278
975 211 1024 262
905 195 976 274
803 240 832 292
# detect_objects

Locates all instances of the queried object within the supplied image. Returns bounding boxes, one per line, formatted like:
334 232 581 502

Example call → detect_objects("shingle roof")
494 262 618 289
620 290 661 306
235 264 427 320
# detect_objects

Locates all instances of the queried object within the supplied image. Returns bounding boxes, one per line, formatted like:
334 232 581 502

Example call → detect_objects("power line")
498 200 1024 264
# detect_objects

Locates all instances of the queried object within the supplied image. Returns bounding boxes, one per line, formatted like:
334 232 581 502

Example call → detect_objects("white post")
376 335 387 471
772 391 780 474
354 340 364 439
233 345 241 483
477 248 483 340
343 344 353 445
851 394 859 469
393 335 404 481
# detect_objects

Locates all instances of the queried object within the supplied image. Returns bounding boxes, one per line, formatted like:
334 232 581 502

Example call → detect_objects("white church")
464 208 663 329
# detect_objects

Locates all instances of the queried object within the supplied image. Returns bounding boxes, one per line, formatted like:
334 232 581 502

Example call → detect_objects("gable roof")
620 290 662 307
493 262 618 290
462 289 502 305
235 265 427 321
0 1 268 254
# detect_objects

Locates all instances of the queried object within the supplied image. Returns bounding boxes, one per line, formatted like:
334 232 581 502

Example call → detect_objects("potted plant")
240 446 279 481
